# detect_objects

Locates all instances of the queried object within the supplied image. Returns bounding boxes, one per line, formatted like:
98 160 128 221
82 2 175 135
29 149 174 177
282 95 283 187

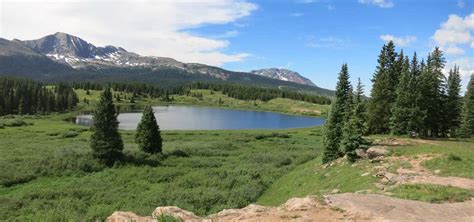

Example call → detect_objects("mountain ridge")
251 68 315 86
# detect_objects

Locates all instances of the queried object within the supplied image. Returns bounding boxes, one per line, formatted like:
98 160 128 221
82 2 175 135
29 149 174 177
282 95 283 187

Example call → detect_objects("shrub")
0 122 4 129
4 119 27 127
167 149 190 158
36 149 105 176
61 131 79 138
255 133 290 140
447 154 462 161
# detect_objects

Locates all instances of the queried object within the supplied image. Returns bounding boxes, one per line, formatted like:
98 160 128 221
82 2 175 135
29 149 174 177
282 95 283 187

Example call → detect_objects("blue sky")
1 0 473 92
216 0 473 91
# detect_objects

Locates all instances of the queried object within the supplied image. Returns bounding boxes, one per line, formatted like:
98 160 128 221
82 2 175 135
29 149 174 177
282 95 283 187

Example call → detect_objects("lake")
73 105 325 130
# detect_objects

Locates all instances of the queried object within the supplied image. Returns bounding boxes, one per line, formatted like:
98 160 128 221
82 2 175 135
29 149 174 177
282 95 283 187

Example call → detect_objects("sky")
0 0 473 92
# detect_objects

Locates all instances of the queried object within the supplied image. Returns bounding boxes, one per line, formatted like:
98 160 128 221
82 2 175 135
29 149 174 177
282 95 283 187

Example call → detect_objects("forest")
322 41 474 163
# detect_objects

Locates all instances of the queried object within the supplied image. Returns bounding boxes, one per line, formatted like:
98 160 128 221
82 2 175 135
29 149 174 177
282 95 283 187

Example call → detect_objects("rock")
106 211 157 222
366 146 389 159
361 172 370 177
355 149 368 159
331 189 340 194
152 206 202 221
280 196 319 211
434 169 441 174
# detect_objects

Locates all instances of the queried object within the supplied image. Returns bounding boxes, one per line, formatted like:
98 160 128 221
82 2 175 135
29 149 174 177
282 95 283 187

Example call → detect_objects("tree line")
73 81 331 105
323 41 474 163
0 76 78 115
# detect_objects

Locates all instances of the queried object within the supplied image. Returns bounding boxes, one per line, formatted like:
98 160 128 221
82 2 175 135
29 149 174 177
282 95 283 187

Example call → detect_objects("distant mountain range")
0 32 332 95
251 68 315 86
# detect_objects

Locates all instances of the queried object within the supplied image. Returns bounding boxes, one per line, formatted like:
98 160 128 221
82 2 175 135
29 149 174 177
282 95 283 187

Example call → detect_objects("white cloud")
291 12 304 17
306 36 352 49
358 0 394 8
432 13 474 55
0 0 257 66
380 35 417 46
444 57 474 80
444 46 465 56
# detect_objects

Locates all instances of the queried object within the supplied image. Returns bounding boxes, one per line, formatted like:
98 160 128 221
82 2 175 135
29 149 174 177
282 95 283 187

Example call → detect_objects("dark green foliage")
390 56 412 135
459 75 474 138
367 41 399 134
135 105 162 154
419 48 446 137
0 76 78 115
342 79 370 162
255 133 290 140
445 66 462 137
323 64 352 163
90 88 124 166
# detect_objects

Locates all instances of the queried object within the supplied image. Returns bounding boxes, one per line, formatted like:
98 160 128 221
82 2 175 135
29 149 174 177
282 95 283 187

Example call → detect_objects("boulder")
355 149 368 159
280 196 319 211
366 146 389 159
152 206 202 221
106 211 157 222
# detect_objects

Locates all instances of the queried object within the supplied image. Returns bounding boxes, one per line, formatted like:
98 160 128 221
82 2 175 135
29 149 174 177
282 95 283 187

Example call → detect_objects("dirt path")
376 154 474 190
325 193 474 222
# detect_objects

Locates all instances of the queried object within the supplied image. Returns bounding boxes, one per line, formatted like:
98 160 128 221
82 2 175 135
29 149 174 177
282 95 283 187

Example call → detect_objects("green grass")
0 114 323 221
390 184 474 203
386 138 474 178
257 157 379 206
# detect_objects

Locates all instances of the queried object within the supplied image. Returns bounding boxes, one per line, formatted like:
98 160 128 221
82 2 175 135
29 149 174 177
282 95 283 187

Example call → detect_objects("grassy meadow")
0 113 325 221
1 90 473 221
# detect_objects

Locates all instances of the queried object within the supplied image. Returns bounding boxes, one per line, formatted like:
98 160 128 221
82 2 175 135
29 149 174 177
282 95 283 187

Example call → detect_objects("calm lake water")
74 105 325 130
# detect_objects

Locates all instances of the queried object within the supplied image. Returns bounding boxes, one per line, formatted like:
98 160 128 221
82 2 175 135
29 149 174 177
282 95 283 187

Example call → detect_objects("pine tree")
407 52 424 135
390 56 411 135
419 48 446 137
135 105 162 154
445 66 462 137
323 64 352 163
341 78 370 162
367 41 398 134
90 88 124 166
459 75 474 138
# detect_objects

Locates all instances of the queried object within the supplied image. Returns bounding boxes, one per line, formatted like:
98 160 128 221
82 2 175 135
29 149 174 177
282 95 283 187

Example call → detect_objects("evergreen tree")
459 75 474 138
341 78 370 162
390 56 411 135
445 66 462 137
90 88 124 166
367 41 398 134
135 105 162 154
323 64 352 163
407 52 424 135
419 48 446 137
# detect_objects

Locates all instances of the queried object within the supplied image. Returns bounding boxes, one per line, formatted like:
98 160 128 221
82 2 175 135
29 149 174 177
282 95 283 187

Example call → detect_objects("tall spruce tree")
135 105 162 154
90 88 124 166
367 41 398 134
407 52 424 135
419 48 446 137
323 63 352 163
445 66 462 136
459 74 474 138
390 56 411 135
341 78 370 162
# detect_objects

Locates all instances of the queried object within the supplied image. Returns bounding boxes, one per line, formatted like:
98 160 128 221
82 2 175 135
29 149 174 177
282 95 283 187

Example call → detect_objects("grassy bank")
75 89 329 117
0 114 324 221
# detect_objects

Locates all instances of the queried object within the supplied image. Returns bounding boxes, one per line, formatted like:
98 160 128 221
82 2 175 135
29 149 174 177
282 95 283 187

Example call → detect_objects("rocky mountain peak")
251 68 315 86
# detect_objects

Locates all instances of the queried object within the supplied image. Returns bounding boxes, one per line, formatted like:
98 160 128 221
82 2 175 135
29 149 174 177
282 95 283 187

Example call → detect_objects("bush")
0 122 4 129
36 149 105 176
167 149 190 158
4 119 27 127
61 131 79 138
255 133 290 140
447 154 462 161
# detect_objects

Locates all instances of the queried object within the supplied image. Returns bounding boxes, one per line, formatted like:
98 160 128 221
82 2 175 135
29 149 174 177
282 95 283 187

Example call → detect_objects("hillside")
0 33 333 96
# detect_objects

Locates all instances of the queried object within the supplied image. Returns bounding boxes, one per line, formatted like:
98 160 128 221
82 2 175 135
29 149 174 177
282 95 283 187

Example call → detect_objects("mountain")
251 68 315 86
0 33 333 95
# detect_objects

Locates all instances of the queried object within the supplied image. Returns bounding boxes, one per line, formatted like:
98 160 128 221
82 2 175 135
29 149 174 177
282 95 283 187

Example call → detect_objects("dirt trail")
374 154 474 190
325 193 474 222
